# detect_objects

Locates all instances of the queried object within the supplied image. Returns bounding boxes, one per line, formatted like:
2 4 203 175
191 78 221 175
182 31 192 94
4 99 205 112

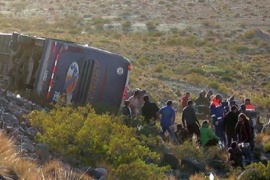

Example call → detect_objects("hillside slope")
1 0 270 31
0 0 269 113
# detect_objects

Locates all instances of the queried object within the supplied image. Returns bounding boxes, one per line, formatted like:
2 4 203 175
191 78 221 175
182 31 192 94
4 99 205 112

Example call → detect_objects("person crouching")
200 120 220 147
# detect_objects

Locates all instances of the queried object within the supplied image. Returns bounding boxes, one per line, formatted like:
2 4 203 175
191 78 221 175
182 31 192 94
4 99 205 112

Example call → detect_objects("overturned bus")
0 32 131 114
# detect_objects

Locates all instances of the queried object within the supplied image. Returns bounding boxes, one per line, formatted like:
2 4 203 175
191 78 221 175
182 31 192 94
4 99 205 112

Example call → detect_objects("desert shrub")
121 21 132 32
208 81 220 90
185 73 209 85
221 76 233 82
263 141 270 153
171 141 204 162
146 21 159 32
238 161 270 180
110 159 166 179
217 84 230 94
242 30 256 40
27 105 168 179
165 36 181 46
230 45 250 54
251 96 270 109
188 68 205 75
154 65 164 73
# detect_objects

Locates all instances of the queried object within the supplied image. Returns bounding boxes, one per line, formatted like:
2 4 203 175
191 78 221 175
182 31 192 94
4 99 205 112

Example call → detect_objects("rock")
7 96 24 106
25 127 38 140
36 143 50 164
23 102 33 111
21 142 35 153
160 153 180 170
207 159 224 170
181 157 205 173
13 112 24 124
85 167 107 180
259 154 269 165
1 113 19 125
206 156 225 170
28 153 37 159
5 126 15 134
0 97 10 106
32 104 43 111
253 145 263 161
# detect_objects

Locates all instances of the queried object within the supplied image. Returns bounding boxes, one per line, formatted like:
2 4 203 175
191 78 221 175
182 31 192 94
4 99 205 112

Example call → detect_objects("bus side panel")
49 51 85 103
85 48 130 113
0 34 12 75
35 40 57 97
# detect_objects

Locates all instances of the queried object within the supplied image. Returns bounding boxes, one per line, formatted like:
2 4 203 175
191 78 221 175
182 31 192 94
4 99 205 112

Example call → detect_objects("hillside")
0 1 270 179
1 0 270 32
0 0 270 112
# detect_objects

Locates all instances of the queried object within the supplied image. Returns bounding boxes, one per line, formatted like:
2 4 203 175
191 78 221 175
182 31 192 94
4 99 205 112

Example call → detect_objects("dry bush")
41 160 92 180
189 173 205 180
0 132 39 179
255 133 270 145
0 132 92 180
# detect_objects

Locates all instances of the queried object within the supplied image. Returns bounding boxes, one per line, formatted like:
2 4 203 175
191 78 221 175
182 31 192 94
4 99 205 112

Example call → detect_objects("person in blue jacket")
159 100 176 143
210 94 225 146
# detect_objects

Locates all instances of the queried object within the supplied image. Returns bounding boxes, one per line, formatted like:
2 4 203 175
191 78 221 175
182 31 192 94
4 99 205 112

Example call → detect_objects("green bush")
27 105 168 179
188 68 205 75
263 141 270 153
221 76 234 82
208 81 220 90
146 21 159 32
121 21 132 32
238 161 270 180
171 141 204 162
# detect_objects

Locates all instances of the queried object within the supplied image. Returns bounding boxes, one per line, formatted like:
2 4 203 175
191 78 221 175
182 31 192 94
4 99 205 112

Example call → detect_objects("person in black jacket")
195 90 210 119
224 105 239 147
228 141 243 168
182 100 201 141
141 95 159 124
235 113 252 164
122 100 132 126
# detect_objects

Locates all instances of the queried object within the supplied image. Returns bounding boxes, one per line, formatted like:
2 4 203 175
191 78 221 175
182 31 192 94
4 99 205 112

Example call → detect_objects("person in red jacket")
244 98 256 111
181 92 190 110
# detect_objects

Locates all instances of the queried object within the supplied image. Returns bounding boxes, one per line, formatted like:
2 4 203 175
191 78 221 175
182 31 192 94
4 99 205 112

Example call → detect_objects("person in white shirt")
128 90 140 115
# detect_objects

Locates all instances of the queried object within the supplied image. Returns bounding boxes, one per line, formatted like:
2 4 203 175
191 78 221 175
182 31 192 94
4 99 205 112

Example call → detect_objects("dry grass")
189 173 205 180
0 132 92 180
255 133 270 146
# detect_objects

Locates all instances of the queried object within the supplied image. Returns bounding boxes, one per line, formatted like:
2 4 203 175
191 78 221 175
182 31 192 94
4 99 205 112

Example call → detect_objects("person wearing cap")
182 100 201 140
210 94 226 145
159 100 176 142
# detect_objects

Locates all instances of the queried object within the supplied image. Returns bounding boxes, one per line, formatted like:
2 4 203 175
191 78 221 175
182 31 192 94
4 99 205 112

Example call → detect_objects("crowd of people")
123 89 269 167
